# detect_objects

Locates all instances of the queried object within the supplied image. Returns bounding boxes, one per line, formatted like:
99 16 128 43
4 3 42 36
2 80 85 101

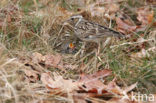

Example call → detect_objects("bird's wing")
97 25 125 38
83 28 99 39
83 27 124 40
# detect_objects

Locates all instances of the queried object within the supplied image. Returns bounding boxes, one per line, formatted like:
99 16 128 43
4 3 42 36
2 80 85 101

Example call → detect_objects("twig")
53 24 65 47
110 39 154 48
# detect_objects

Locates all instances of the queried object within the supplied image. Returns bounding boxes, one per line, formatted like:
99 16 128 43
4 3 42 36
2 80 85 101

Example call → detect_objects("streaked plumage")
65 15 125 43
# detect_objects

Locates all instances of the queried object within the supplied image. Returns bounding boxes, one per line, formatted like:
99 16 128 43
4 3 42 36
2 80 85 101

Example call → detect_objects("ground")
0 0 156 103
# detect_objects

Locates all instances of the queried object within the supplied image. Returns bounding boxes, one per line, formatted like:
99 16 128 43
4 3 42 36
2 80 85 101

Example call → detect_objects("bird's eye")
71 18 74 20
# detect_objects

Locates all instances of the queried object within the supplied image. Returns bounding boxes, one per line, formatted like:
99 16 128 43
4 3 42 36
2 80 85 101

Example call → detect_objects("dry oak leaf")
41 69 137 100
116 16 137 34
131 46 156 58
79 74 137 97
41 69 112 93
32 52 64 70
86 2 119 19
131 49 150 58
147 0 156 4
41 73 79 93
44 54 63 68
58 7 73 17
24 69 39 83
137 7 154 26
32 52 45 63
106 79 137 95
73 92 90 103
86 3 105 17
78 69 112 94
104 3 120 19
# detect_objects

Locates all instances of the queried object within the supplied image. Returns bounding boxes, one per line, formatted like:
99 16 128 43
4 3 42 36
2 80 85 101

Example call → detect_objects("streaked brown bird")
64 15 125 57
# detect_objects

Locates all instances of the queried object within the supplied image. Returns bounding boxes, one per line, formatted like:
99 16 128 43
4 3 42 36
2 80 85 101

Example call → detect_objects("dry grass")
0 0 156 103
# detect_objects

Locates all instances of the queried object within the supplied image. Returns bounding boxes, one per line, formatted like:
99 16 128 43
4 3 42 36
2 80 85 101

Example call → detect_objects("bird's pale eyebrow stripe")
72 15 83 18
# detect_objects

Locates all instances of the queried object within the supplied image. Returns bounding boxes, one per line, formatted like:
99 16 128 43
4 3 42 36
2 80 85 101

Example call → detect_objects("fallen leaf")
86 2 119 19
124 82 138 93
41 73 79 92
41 70 137 102
131 46 156 58
79 69 112 82
147 0 156 4
131 49 150 58
104 3 120 19
32 52 65 70
107 3 119 13
86 3 105 17
80 76 137 97
137 7 154 26
147 47 156 52
78 69 112 94
58 7 73 17
32 52 45 63
24 69 39 83
73 92 89 103
44 54 63 68
41 69 112 94
116 14 137 34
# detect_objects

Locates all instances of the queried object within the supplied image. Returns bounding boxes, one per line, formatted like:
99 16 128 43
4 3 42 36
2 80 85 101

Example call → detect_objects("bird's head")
64 15 83 27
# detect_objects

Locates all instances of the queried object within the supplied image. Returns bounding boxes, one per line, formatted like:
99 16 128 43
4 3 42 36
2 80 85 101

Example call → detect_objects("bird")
60 40 77 54
54 34 78 54
64 15 125 57
64 15 125 41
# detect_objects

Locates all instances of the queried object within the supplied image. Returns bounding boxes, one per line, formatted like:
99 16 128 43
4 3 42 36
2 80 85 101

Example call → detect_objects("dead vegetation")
0 0 156 103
